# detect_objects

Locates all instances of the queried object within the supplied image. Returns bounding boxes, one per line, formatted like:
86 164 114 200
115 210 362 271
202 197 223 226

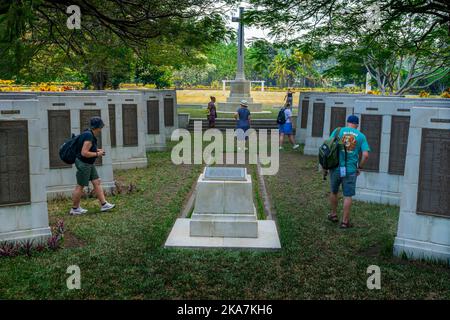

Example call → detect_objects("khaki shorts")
75 158 99 187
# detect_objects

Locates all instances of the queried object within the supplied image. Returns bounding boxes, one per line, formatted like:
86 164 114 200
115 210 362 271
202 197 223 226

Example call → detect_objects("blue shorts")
279 123 293 135
330 168 357 197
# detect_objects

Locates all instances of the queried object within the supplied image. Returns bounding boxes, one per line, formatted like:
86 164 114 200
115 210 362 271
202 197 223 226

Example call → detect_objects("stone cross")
232 7 245 80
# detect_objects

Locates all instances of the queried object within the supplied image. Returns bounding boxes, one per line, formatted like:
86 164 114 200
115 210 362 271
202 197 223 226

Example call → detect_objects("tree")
246 0 450 94
0 0 233 82
269 51 295 87
247 39 276 80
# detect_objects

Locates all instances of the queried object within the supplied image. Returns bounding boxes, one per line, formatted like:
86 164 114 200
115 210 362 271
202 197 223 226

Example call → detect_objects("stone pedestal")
219 80 262 112
190 167 258 238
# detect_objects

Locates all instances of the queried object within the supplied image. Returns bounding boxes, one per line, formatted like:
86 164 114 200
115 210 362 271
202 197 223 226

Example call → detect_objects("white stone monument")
38 91 115 199
393 106 450 263
353 97 450 205
165 167 281 249
105 90 148 170
190 167 257 238
137 89 178 151
219 7 262 112
0 94 52 243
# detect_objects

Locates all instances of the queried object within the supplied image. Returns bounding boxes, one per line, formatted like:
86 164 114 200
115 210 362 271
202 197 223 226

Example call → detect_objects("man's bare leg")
288 134 296 145
279 133 285 147
343 197 352 224
72 185 84 208
329 192 338 216
92 179 106 205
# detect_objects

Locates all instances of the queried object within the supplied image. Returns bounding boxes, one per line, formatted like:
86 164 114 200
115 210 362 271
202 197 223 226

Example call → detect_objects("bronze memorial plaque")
0 121 31 206
301 100 309 129
122 104 138 146
417 128 450 218
147 100 160 134
312 102 325 137
388 116 410 175
48 110 72 169
330 107 347 133
360 114 382 172
164 97 174 127
80 109 102 165
108 104 116 147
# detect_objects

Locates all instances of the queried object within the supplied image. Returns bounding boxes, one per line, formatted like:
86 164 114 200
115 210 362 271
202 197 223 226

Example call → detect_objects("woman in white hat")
234 100 251 149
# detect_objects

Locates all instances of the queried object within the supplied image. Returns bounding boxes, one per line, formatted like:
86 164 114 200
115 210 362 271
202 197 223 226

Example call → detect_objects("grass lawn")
177 89 290 106
177 89 298 120
0 147 449 299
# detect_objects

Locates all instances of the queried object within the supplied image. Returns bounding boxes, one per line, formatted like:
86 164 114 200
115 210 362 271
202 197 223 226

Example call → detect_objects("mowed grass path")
0 149 449 299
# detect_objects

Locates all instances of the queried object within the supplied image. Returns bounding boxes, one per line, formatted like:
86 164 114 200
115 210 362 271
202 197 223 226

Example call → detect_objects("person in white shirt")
279 103 300 150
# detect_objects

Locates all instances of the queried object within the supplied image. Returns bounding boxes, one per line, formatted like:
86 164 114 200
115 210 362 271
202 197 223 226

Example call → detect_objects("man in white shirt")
279 103 300 150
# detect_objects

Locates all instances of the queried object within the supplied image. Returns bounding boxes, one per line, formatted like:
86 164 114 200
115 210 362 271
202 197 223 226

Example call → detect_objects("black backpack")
277 108 286 125
59 134 80 165
319 127 347 170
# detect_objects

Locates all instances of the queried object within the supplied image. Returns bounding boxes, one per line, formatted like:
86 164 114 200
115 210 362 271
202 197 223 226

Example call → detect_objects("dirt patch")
359 244 382 258
63 230 86 249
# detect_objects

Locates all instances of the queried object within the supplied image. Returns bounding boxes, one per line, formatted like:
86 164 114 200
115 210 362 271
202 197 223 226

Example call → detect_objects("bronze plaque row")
360 114 382 172
122 104 138 146
329 107 347 133
48 110 72 169
80 109 102 166
147 100 160 134
388 116 410 175
109 104 117 147
311 102 325 137
164 98 174 127
417 128 450 218
300 100 309 129
0 121 31 206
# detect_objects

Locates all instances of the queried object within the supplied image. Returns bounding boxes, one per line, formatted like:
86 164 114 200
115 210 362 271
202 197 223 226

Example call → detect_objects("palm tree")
269 52 295 88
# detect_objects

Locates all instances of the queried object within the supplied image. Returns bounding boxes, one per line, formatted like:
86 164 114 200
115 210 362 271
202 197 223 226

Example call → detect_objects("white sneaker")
101 202 115 212
293 144 300 150
69 207 88 215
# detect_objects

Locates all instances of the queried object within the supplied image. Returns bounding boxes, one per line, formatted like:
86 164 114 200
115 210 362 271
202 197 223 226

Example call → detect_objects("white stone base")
46 181 115 200
219 102 262 112
303 146 318 156
394 237 450 263
354 189 400 206
190 211 258 238
165 218 281 250
0 227 52 243
112 158 148 170
146 144 167 152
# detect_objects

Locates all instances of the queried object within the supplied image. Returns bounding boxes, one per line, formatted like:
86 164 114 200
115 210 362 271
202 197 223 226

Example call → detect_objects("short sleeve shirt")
76 129 98 164
284 108 293 124
236 107 251 129
330 127 370 174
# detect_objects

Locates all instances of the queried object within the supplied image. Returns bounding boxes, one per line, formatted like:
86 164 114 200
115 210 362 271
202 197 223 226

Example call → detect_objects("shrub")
419 90 430 98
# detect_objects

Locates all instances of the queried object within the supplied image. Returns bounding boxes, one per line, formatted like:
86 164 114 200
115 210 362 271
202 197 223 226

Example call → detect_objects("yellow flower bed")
0 80 82 92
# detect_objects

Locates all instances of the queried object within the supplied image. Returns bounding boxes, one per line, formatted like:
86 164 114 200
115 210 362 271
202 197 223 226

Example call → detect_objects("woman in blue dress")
234 100 251 150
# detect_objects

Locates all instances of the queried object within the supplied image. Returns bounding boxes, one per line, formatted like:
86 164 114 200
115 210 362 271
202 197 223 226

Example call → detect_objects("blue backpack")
59 134 80 164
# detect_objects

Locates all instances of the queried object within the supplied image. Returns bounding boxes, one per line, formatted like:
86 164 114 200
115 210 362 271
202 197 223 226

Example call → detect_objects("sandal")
340 221 353 229
327 213 339 223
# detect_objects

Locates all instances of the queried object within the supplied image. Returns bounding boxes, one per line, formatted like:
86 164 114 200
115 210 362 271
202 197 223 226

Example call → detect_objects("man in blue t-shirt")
327 115 370 228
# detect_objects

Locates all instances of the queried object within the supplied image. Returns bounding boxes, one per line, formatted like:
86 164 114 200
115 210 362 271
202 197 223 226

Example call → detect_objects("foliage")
246 0 450 94
0 1 232 86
